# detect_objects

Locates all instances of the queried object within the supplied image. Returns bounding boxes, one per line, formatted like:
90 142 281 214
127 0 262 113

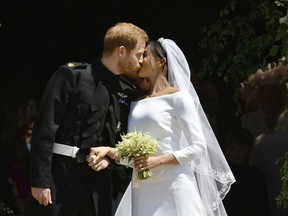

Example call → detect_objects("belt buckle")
72 146 79 158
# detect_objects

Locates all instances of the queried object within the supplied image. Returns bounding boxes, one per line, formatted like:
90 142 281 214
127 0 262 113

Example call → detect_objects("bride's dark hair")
146 40 166 60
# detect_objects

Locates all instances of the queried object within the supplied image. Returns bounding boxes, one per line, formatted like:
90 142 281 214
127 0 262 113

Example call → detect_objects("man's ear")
118 46 126 56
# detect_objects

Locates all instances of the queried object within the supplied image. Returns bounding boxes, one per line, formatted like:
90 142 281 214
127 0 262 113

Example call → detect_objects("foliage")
275 109 288 209
197 0 288 110
276 151 288 209
197 0 288 209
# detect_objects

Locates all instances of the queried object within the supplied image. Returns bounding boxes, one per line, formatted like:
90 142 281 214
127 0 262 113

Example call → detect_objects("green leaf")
269 45 280 57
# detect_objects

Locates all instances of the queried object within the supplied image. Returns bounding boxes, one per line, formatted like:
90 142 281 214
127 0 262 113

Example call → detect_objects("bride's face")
136 44 164 93
138 45 161 81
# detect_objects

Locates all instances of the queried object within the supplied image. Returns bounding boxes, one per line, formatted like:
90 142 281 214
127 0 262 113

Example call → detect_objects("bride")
88 38 235 216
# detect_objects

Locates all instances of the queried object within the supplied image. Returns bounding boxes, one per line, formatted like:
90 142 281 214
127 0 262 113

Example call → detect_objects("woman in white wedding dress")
88 38 235 216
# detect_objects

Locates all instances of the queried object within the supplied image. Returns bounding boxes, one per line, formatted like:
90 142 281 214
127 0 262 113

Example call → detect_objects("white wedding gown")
115 90 208 216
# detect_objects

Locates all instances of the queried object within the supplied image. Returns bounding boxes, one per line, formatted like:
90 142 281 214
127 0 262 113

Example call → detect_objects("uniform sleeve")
171 91 206 165
30 66 77 187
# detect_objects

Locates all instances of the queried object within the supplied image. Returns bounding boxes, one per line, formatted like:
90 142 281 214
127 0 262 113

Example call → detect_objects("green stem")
137 170 153 180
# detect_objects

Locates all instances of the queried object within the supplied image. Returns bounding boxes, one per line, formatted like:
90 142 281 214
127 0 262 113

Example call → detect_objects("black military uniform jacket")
27 58 138 215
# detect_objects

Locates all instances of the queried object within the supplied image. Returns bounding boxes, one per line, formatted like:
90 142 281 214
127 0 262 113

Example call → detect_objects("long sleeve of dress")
171 90 206 165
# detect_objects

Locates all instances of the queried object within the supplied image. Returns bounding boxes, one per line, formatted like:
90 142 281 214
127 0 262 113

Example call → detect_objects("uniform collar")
91 58 139 99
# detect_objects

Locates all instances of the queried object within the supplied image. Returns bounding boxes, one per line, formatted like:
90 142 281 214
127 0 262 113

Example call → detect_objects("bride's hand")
87 147 111 167
134 153 178 170
134 156 160 171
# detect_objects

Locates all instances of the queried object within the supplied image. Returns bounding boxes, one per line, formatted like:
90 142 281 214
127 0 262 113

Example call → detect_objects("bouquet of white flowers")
116 131 158 180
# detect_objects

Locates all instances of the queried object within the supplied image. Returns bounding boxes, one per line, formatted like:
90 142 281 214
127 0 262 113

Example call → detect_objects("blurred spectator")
240 63 288 137
249 122 288 216
197 79 240 144
0 81 38 215
222 126 271 216
197 80 220 134
240 62 288 216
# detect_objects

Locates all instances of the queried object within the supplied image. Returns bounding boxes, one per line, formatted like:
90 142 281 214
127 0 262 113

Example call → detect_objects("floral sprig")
116 131 158 180
276 152 288 209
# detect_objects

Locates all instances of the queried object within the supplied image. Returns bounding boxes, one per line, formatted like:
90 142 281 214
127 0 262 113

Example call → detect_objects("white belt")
53 143 79 158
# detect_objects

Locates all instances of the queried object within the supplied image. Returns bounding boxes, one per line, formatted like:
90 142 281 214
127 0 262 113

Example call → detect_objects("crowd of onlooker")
0 81 38 215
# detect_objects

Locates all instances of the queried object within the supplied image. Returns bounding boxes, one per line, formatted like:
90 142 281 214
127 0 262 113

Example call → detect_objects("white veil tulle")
158 37 235 216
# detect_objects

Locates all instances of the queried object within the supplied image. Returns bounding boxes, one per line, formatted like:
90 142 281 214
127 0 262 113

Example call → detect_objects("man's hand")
87 147 112 171
89 156 111 171
31 187 52 206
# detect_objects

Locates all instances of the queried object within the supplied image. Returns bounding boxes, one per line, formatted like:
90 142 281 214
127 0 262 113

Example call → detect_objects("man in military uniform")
24 22 149 216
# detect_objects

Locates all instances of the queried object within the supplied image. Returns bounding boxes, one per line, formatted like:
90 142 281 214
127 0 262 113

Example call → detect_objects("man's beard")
117 60 140 78
119 76 149 98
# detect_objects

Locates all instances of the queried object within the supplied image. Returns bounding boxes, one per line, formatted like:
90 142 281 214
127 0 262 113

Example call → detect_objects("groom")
24 22 148 216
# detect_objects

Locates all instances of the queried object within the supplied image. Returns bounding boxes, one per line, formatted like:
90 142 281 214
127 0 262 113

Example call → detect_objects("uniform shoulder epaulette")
64 62 89 70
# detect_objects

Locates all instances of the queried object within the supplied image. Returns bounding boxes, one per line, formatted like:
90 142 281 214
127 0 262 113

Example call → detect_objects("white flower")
116 131 158 180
